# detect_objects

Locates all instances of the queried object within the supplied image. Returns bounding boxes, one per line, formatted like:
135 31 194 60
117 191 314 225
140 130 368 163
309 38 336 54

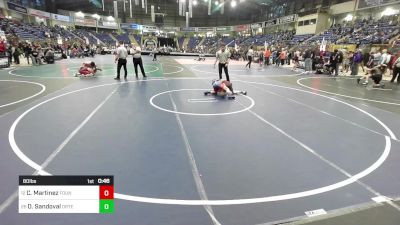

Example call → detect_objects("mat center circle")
149 89 255 116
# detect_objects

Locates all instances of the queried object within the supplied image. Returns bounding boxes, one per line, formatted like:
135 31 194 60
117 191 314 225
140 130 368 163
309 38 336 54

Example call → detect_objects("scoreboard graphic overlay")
19 176 114 214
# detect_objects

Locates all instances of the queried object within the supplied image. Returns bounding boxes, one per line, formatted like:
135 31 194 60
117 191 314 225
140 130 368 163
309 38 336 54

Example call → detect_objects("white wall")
296 24 316 35
298 13 318 22
9 11 23 19
50 20 73 27
316 13 330 34
296 13 318 35
330 1 356 15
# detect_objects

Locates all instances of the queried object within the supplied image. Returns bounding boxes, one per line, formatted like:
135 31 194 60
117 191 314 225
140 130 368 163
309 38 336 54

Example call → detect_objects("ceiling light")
344 14 353 22
231 0 237 7
75 11 84 18
382 7 399 16
92 14 100 19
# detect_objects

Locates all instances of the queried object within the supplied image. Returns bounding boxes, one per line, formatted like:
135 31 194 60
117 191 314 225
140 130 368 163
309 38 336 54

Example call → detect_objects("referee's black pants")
245 56 252 68
218 63 230 81
133 57 146 77
117 58 127 78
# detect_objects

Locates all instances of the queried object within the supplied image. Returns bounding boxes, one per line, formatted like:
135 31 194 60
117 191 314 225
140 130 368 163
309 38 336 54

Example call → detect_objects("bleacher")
290 34 313 45
114 33 130 44
221 37 234 47
344 18 400 45
52 26 75 40
93 32 114 45
71 29 97 44
178 36 185 49
133 34 142 45
2 14 400 55
188 37 202 49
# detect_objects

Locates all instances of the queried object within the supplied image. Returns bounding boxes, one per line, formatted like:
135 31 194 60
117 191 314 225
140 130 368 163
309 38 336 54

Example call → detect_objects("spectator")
330 49 339 76
264 48 271 66
23 43 32 64
391 52 400 84
351 50 363 76
279 50 286 66
304 49 312 73
12 45 20 65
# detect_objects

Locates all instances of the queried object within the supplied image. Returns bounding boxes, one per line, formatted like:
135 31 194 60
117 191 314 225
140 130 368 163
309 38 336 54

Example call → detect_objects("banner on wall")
7 2 28 14
197 27 214 32
142 25 157 31
181 27 197 32
327 44 357 52
163 26 180 31
101 21 118 28
277 14 298 24
51 14 70 22
250 23 262 29
28 8 50 18
264 14 297 28
144 38 157 48
216 26 232 32
120 23 142 30
131 24 142 30
234 25 248 32
357 0 400 9
120 23 130 29
264 19 277 27
75 18 96 27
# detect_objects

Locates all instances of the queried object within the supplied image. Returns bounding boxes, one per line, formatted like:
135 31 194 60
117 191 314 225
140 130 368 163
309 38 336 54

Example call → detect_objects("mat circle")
8 78 395 206
150 89 255 116
0 80 46 108
161 64 185 75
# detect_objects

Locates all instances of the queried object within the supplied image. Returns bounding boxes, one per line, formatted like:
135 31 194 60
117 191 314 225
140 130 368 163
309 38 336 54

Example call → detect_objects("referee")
114 41 128 80
214 44 231 81
131 44 146 78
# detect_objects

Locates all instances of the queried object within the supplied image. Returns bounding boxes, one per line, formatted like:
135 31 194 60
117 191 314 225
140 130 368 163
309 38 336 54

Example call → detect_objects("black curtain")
158 37 175 48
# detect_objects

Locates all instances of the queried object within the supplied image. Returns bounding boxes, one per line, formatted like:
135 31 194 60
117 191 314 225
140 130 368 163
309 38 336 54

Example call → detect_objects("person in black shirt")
303 49 312 73
32 48 39 65
357 65 384 87
24 44 32 64
329 49 340 76
7 46 12 64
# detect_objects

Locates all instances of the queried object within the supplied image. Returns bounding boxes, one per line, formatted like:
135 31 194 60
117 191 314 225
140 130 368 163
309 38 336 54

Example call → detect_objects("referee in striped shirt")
214 44 231 81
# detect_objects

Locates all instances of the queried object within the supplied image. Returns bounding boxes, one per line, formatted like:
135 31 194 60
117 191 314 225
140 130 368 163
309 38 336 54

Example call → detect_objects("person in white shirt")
380 49 389 65
114 41 128 80
380 49 391 74
214 44 231 81
152 47 158 61
245 46 254 69
130 45 146 78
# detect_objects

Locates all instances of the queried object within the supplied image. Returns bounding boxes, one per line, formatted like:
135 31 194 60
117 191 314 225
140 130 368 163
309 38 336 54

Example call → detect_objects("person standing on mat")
114 41 128 80
264 48 271 66
130 44 146 78
152 46 158 61
391 52 400 84
214 44 231 81
245 46 254 69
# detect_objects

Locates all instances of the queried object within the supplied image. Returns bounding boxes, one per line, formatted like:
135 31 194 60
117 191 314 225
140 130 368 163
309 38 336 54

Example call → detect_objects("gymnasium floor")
0 55 400 225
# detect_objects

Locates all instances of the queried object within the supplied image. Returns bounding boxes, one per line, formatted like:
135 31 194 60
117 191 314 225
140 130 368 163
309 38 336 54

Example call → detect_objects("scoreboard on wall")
19 176 114 214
